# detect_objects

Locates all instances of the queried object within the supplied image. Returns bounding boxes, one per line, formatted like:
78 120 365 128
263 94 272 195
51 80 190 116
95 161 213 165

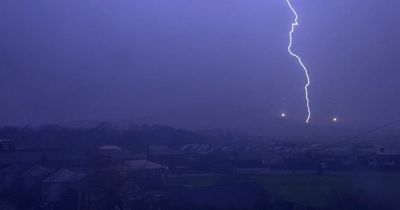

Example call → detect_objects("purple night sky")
0 0 399 133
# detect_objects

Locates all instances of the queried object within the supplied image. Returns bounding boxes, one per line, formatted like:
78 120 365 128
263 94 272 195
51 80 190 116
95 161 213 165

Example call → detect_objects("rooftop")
124 160 167 171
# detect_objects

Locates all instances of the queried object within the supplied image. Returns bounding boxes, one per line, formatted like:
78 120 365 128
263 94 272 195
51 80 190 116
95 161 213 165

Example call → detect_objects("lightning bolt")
286 0 311 123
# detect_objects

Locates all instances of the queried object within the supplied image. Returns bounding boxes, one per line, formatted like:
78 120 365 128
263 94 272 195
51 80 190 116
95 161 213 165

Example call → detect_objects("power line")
313 120 400 152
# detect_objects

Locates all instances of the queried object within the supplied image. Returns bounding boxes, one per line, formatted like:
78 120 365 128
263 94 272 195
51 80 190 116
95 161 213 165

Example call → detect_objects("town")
1 123 399 210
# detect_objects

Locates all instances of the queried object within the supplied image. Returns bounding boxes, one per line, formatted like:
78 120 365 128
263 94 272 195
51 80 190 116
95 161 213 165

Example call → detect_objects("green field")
170 172 400 208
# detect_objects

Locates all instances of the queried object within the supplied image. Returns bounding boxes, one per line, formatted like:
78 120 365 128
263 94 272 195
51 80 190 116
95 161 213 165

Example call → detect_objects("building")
41 168 86 205
147 145 185 169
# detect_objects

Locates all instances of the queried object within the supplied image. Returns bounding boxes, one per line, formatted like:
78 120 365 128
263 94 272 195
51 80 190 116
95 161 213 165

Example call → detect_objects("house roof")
0 151 46 164
43 168 86 183
181 144 215 155
98 149 146 160
98 145 122 151
237 151 265 161
0 148 88 164
0 139 15 143
124 160 167 171
0 164 27 175
23 165 54 177
148 146 183 156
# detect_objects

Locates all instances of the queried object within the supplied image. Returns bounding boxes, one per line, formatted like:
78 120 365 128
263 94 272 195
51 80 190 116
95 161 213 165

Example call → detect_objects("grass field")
170 172 400 208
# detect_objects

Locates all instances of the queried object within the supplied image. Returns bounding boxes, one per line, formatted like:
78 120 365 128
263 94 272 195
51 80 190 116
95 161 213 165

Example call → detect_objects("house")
0 139 16 151
92 145 146 172
234 147 266 169
123 160 167 172
362 154 400 171
0 164 27 190
97 145 145 161
0 147 89 168
147 146 185 169
41 168 86 204
21 165 55 191
123 160 168 188
181 144 215 157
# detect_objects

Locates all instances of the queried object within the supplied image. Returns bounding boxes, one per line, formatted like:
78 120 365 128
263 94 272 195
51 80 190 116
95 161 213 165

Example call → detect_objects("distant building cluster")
1 134 400 209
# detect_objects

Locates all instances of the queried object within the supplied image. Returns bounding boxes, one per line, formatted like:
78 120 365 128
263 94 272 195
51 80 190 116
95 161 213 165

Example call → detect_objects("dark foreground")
1 124 400 210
